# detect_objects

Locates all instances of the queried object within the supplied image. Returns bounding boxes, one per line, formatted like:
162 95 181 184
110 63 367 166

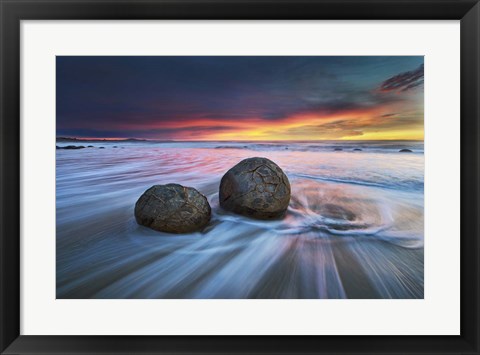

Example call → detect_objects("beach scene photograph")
56 56 424 299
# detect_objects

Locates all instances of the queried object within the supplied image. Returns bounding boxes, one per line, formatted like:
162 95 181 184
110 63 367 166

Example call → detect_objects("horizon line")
56 136 424 142
56 136 425 142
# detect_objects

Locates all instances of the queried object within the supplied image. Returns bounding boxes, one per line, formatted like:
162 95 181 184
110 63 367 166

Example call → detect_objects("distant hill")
56 137 147 142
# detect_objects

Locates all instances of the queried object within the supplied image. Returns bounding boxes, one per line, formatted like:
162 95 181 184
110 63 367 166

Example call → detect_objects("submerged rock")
219 157 291 219
57 145 85 150
320 203 356 221
334 148 343 151
135 184 211 233
353 148 362 151
399 149 413 153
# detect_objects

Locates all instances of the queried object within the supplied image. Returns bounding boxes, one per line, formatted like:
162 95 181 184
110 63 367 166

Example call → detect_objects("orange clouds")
156 104 423 141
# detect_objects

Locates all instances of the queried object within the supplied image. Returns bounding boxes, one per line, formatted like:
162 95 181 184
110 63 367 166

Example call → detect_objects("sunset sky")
56 56 424 141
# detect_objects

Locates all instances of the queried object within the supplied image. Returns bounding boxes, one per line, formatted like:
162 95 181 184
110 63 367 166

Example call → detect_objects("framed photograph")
1 0 479 354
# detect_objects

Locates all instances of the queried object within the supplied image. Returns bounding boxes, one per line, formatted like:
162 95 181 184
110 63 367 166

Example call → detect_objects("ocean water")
56 141 424 299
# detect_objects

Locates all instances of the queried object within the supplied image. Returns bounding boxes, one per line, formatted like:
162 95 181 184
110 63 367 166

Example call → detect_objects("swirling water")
56 141 424 299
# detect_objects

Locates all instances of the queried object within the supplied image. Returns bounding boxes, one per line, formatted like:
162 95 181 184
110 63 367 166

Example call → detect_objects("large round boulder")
135 184 211 233
219 157 291 219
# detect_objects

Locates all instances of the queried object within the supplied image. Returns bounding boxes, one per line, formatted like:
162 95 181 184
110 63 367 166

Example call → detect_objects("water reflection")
56 141 424 298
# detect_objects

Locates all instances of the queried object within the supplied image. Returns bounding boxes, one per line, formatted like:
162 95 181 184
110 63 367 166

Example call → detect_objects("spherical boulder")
219 157 291 219
135 184 211 233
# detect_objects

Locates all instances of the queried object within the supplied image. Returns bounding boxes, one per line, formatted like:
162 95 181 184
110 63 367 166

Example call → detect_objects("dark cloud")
281 119 364 139
279 112 423 139
375 113 423 129
379 64 424 93
57 125 238 139
56 56 424 138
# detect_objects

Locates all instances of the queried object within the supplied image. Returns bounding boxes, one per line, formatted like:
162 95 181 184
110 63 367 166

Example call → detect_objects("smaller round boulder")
219 157 291 219
399 149 413 153
135 184 211 233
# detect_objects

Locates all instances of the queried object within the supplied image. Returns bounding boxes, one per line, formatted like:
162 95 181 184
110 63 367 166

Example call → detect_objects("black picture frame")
1 0 479 354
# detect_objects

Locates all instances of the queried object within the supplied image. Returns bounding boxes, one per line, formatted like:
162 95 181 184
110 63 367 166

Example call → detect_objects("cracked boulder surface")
135 184 211 233
219 157 291 219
